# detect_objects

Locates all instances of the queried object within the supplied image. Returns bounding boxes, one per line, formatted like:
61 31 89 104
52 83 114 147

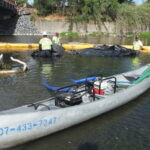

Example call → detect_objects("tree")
34 0 61 15
118 0 133 3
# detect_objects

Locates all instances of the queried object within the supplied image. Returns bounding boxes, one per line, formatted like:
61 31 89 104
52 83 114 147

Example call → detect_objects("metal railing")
0 0 17 13
3 0 15 6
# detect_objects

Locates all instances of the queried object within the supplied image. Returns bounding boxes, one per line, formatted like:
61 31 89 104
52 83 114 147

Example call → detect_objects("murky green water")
0 36 150 150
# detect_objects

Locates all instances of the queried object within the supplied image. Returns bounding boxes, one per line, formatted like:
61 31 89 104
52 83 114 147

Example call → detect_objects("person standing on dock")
133 36 143 51
52 32 61 45
39 32 53 57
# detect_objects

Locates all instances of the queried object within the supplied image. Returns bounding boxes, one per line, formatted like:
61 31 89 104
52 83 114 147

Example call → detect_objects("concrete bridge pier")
0 0 18 35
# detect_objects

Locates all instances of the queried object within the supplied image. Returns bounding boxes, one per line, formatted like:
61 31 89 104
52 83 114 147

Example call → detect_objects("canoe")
0 64 150 149
0 57 28 75
0 43 150 52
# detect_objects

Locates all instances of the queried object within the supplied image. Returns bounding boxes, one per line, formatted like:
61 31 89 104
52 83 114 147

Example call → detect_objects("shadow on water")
77 142 99 150
0 16 18 35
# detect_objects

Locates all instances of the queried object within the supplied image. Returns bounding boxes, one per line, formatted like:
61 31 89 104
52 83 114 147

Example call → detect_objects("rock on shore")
13 15 40 35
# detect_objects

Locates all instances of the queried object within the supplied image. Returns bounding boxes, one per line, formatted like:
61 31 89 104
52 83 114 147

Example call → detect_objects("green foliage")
76 0 119 22
60 32 80 37
16 0 25 5
30 12 37 21
116 2 150 32
34 0 59 15
140 32 150 38
117 0 134 3
0 64 11 70
89 32 104 36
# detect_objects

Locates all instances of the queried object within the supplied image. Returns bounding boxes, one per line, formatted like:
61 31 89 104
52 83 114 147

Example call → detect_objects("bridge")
0 0 17 35
0 0 17 20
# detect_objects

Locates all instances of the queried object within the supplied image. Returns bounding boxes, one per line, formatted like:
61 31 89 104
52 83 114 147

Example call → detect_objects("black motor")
55 93 82 107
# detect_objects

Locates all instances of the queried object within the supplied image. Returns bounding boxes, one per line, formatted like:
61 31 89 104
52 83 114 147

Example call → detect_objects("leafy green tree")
116 2 150 33
34 0 61 15
117 0 133 3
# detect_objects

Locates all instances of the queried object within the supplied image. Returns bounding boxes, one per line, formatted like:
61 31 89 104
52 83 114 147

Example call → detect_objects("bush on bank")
60 32 80 37
140 32 150 38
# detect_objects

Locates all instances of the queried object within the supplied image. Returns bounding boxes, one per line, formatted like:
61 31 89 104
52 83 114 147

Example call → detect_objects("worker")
39 32 53 57
52 32 61 45
133 36 143 51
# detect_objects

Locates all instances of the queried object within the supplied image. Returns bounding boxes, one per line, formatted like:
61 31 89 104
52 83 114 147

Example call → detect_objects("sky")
27 0 34 6
26 0 146 6
133 0 145 5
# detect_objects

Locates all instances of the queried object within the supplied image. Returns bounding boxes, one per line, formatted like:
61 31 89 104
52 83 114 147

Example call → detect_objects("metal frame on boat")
0 64 150 149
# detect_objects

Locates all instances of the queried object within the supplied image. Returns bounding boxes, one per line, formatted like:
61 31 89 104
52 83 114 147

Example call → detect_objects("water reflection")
131 57 141 69
41 63 53 78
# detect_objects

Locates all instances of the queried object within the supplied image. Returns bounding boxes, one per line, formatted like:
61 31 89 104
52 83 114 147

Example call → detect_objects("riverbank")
33 15 149 37
0 12 150 38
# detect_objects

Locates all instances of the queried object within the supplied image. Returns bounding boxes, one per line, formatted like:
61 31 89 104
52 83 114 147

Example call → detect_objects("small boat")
0 64 150 149
0 56 28 75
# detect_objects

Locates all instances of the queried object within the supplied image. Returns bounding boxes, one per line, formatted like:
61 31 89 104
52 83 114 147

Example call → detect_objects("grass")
140 32 150 38
60 32 80 37
88 32 104 36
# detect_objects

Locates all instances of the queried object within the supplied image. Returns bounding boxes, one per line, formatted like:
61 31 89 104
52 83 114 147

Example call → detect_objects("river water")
0 36 150 150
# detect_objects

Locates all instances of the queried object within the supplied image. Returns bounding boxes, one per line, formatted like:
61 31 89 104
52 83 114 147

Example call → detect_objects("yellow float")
62 43 94 51
0 43 150 53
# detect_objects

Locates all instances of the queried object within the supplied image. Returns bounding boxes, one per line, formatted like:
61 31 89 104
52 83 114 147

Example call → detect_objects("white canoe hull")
0 64 150 148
